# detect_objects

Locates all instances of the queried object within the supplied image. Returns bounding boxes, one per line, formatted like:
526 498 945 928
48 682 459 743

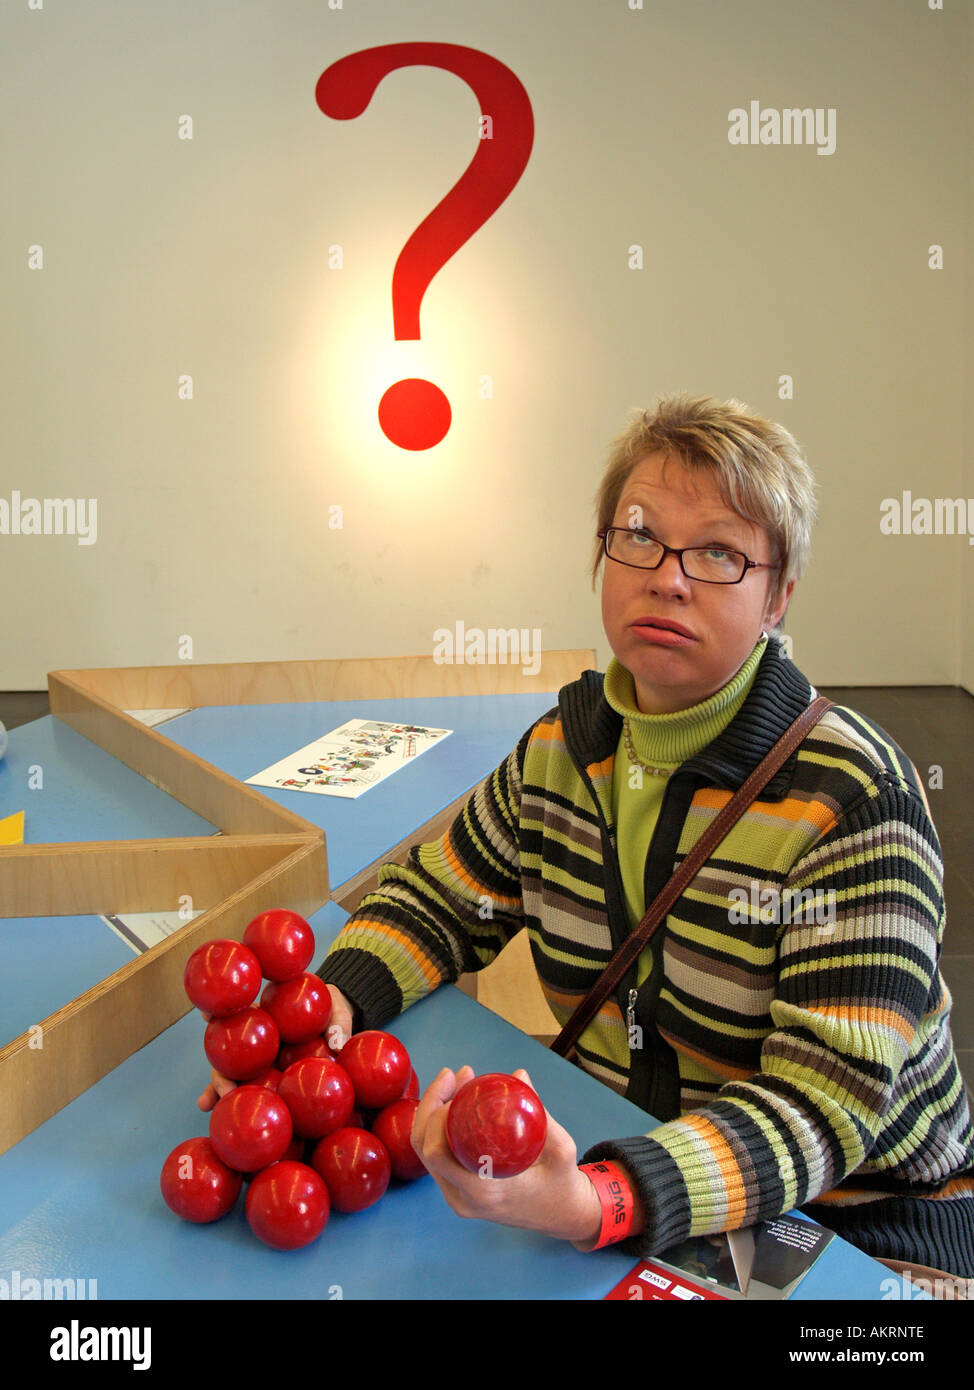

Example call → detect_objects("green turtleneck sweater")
605 636 768 957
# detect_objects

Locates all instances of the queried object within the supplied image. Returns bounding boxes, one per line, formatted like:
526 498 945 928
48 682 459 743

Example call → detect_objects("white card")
101 909 205 955
246 719 452 799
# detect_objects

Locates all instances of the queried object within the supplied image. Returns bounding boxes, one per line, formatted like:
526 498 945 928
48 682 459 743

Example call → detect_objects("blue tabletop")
0 903 901 1302
1 914 135 1047
0 716 216 842
158 692 560 890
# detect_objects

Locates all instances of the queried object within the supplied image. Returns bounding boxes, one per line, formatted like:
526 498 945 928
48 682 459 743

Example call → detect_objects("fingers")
197 1083 217 1112
409 1066 487 1216
410 1065 473 1160
197 1068 236 1112
324 985 354 1052
412 1065 463 1134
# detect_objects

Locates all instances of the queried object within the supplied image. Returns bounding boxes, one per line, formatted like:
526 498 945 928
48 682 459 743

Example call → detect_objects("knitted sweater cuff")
315 948 403 1033
583 1134 693 1255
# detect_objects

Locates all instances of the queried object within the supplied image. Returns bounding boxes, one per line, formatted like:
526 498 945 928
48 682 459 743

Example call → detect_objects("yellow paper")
0 811 25 845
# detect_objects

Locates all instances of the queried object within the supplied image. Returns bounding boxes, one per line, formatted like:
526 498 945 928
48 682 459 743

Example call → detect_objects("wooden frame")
0 836 327 1157
1 650 593 1153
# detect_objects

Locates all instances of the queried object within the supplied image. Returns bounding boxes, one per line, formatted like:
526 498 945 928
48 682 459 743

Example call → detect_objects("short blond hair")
592 394 817 612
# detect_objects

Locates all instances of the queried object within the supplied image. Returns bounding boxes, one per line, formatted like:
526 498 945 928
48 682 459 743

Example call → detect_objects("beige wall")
3 0 971 691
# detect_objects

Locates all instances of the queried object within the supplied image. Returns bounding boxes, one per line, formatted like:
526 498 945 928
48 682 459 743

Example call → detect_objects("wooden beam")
51 650 596 709
0 835 328 1157
0 835 324 917
48 671 325 841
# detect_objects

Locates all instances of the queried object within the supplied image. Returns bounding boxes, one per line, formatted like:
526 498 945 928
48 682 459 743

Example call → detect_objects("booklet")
246 719 452 799
604 1214 835 1301
101 909 205 954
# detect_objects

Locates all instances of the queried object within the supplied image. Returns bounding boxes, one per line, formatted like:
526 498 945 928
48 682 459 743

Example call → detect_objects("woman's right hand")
196 984 356 1112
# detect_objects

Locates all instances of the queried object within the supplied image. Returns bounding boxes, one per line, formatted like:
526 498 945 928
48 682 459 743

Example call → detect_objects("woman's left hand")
410 1065 603 1244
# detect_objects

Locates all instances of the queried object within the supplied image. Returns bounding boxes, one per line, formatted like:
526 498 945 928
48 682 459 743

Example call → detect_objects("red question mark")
316 44 534 451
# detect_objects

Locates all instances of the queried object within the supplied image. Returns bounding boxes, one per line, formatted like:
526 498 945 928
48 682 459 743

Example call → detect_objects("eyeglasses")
599 527 780 585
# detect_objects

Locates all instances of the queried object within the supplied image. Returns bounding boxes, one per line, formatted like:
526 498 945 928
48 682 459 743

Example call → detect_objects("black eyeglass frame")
598 527 781 585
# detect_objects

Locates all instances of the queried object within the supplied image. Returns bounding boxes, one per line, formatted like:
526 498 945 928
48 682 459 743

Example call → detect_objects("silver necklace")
622 717 675 778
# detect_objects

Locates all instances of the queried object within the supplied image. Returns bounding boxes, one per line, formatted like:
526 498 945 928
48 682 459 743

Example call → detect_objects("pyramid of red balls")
160 909 425 1251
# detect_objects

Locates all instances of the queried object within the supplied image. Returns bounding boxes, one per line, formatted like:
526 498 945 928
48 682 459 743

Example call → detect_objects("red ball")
245 1161 330 1250
160 1137 242 1223
184 939 262 1016
209 1085 294 1172
311 1128 391 1213
278 1057 356 1139
371 1098 427 1181
277 1036 336 1071
446 1073 547 1178
243 910 315 982
242 1135 306 1183
403 1068 420 1100
204 1007 280 1081
260 974 331 1044
248 1066 283 1092
337 1031 411 1110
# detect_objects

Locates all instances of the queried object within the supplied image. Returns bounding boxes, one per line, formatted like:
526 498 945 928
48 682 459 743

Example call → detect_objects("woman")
203 395 974 1281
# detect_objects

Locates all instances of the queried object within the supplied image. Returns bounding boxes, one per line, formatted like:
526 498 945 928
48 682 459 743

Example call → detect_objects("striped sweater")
318 637 974 1275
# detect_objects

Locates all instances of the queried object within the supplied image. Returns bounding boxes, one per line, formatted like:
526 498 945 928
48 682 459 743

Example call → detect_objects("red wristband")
579 1160 636 1249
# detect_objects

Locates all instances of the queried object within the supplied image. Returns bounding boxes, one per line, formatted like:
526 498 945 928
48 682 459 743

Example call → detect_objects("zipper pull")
626 987 638 1033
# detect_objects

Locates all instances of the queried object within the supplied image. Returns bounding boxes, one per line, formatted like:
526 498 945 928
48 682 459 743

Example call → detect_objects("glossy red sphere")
243 910 315 982
184 939 262 1017
204 1007 280 1081
277 1035 336 1071
245 1161 330 1250
248 1066 283 1092
402 1068 420 1100
337 1031 411 1110
160 1137 243 1223
311 1128 391 1213
260 974 331 1044
371 1098 427 1181
446 1073 547 1178
209 1085 294 1172
242 1135 306 1182
278 1057 355 1139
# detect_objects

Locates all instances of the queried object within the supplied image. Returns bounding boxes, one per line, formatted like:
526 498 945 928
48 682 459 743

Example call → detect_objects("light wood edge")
473 932 561 1037
0 835 328 1157
0 835 323 917
52 650 597 709
48 670 326 841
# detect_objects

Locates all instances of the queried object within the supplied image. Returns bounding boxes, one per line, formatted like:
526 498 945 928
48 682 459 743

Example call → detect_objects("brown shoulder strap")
550 694 834 1059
